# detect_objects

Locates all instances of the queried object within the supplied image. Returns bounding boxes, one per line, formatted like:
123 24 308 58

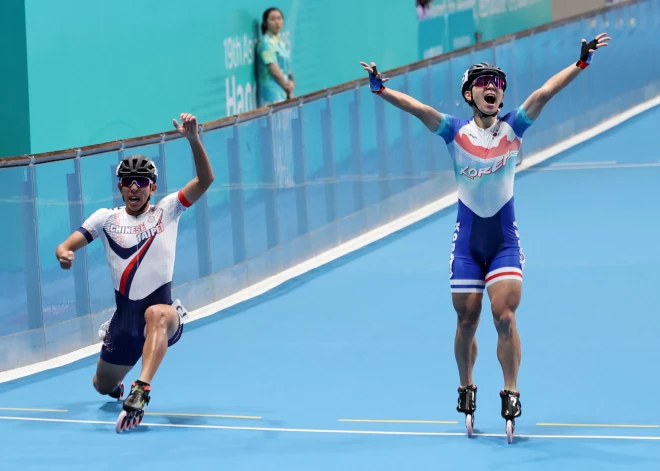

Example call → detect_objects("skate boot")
108 382 124 400
115 381 150 433
457 384 477 437
500 389 521 444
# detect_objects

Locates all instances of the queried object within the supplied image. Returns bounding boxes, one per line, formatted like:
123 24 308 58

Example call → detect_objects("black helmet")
116 155 158 183
461 62 507 104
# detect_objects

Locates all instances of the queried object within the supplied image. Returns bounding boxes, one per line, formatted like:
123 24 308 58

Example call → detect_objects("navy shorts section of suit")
100 283 183 366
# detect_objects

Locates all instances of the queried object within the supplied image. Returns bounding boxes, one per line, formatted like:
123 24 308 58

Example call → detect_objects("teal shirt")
256 33 291 105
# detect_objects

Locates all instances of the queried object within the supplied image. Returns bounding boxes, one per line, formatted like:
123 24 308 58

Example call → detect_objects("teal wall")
476 0 552 41
417 0 553 60
0 0 30 273
21 0 417 156
7 0 553 158
0 0 31 158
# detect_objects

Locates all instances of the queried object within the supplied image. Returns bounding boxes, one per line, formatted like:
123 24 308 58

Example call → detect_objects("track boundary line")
2 415 660 441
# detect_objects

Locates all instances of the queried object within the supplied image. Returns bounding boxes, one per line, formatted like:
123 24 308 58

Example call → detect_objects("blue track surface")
2 107 660 470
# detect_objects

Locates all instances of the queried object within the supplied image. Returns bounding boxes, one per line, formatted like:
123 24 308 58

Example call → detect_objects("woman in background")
416 0 433 20
256 8 294 107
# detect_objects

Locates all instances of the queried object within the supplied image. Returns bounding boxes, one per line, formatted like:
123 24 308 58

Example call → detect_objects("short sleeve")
157 191 192 218
434 113 463 144
504 106 535 138
78 208 112 243
258 38 277 66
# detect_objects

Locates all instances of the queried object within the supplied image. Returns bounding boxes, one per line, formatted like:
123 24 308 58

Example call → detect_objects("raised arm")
172 113 215 206
359 61 442 133
522 33 611 121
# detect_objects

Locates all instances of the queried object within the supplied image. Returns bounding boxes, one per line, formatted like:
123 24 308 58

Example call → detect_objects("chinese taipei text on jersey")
435 106 534 294
78 190 191 365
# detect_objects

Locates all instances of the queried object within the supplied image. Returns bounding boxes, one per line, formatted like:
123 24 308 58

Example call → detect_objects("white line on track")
2 416 660 441
549 160 618 166
522 162 660 171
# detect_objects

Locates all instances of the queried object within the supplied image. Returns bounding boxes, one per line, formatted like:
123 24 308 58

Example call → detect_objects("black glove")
576 38 599 69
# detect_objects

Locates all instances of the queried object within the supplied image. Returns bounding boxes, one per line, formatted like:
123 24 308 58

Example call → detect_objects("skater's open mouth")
129 196 140 202
484 94 496 105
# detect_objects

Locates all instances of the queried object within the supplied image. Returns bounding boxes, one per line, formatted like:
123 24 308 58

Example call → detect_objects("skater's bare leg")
487 280 522 392
93 358 131 396
138 304 180 385
452 292 482 388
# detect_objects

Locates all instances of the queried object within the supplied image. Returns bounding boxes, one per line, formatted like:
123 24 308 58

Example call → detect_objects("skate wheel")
129 413 139 429
506 420 514 444
465 414 474 438
116 410 128 433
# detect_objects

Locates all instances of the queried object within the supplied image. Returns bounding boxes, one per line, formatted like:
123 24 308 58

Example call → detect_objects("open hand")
359 61 390 82
584 32 611 50
359 61 390 93
172 113 199 140
580 32 611 61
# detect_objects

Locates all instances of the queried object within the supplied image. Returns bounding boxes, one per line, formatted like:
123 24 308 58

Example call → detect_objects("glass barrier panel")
273 106 304 246
0 166 32 337
35 158 77 327
302 98 333 233
357 85 382 210
329 89 360 220
236 116 269 261
407 65 436 183
163 137 200 286
79 150 119 315
202 126 235 273
382 73 408 199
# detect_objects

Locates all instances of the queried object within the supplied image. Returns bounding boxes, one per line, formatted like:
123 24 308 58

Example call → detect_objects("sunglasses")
120 177 153 188
471 75 505 90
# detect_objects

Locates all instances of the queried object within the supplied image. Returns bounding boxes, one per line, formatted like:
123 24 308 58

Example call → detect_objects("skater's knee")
457 312 479 334
93 375 118 395
144 305 169 329
492 308 516 336
453 294 482 331
455 304 481 333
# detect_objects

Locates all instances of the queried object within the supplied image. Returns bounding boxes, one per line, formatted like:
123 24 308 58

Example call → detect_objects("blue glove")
369 65 386 94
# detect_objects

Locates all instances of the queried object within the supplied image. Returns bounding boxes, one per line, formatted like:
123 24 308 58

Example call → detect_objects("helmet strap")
120 193 152 214
467 87 503 118
139 196 151 212
474 102 498 118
